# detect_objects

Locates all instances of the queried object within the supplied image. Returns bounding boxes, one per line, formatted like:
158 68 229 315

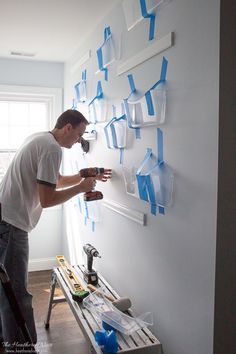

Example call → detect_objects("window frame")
0 85 63 210
0 85 62 152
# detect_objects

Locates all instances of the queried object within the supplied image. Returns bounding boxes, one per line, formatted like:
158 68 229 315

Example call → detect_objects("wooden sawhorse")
45 264 162 354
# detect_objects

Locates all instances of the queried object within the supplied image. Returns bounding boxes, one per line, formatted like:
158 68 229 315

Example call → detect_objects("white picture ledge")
117 32 174 75
103 199 146 226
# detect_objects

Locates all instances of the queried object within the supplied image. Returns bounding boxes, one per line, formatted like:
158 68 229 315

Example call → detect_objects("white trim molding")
29 257 57 272
103 198 146 225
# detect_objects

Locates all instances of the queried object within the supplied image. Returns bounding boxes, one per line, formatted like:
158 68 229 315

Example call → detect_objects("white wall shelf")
103 199 146 225
117 32 174 75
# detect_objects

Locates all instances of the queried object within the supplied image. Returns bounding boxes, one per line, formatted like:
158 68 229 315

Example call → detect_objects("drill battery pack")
84 191 103 202
83 269 99 286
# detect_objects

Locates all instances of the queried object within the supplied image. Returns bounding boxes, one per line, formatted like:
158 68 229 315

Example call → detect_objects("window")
0 85 62 182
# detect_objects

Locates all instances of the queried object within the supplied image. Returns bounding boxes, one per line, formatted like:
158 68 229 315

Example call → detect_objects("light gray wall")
63 1 220 354
0 57 64 87
0 57 64 270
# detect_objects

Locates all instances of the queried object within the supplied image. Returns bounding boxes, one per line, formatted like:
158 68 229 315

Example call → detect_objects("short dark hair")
54 109 89 129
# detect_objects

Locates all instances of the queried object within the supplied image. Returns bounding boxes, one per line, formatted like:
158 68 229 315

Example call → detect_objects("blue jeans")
0 220 37 347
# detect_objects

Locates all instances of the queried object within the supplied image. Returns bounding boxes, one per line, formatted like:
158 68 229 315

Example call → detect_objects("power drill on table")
79 168 104 202
83 243 101 285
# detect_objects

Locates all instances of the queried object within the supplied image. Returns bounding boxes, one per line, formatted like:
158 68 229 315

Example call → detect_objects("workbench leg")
44 271 57 329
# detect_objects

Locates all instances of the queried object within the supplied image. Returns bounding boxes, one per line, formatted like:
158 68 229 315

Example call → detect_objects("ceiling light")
10 51 36 57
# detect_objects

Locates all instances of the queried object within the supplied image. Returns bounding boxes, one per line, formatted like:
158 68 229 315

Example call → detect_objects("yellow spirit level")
56 255 89 302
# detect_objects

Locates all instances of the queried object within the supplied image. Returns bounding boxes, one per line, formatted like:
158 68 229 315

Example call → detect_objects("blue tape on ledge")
140 0 156 40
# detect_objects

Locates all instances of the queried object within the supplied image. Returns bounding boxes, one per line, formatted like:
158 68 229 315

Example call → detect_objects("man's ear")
64 123 73 133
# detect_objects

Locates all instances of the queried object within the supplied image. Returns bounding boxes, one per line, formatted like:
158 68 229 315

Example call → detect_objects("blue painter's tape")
137 175 149 202
152 57 168 90
97 80 103 98
71 98 77 110
145 91 155 116
85 201 89 218
88 81 104 108
120 147 124 164
92 221 95 232
135 128 141 139
82 69 86 81
158 206 165 214
137 148 152 174
112 104 116 117
77 197 82 213
157 128 164 164
127 74 136 93
110 124 118 148
125 74 142 139
140 0 156 40
160 57 168 81
96 26 111 81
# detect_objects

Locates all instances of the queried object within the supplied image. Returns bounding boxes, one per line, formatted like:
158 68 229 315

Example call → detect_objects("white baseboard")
29 257 57 272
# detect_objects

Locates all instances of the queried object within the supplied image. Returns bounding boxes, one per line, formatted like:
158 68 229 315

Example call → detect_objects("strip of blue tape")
140 0 156 40
96 26 111 81
126 75 141 138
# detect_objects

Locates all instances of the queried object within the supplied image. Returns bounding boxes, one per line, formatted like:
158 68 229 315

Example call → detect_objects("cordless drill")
79 168 104 202
83 243 101 285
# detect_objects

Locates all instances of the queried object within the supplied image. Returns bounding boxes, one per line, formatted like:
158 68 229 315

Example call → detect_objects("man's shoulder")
27 132 61 151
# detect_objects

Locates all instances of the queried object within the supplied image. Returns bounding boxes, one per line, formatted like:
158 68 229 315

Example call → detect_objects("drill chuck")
83 244 101 260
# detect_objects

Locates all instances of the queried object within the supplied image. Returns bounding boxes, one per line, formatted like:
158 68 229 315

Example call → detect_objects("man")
0 109 111 351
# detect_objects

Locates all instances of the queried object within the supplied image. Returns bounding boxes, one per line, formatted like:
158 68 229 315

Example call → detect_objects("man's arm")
38 177 95 208
57 173 82 189
57 168 112 188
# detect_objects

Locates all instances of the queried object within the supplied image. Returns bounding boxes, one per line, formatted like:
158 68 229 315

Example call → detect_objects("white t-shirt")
0 132 62 232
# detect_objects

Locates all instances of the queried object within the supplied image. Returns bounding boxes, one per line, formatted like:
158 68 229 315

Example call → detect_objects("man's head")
53 109 89 148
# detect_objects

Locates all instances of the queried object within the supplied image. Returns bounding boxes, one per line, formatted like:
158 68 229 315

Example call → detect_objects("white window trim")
0 85 62 129
0 85 63 210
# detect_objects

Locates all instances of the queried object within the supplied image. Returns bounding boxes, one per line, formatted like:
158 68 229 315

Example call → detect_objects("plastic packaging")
75 69 87 103
83 289 153 335
89 98 107 124
104 115 126 149
75 80 87 103
148 162 174 207
122 166 138 195
77 195 101 222
141 82 167 125
123 0 166 31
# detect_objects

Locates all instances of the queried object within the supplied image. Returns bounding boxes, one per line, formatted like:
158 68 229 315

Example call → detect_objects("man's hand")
95 169 112 182
79 177 96 192
38 177 96 208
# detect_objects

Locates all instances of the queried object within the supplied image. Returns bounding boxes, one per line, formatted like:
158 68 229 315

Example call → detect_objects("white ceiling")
0 0 120 63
